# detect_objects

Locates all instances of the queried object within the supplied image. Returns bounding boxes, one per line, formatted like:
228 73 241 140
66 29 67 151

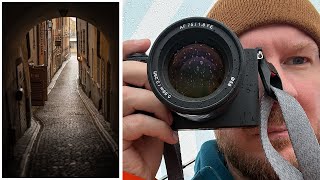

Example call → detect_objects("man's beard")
216 105 320 180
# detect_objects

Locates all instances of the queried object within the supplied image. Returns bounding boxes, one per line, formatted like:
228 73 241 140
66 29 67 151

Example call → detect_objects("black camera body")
127 17 280 130
170 48 260 130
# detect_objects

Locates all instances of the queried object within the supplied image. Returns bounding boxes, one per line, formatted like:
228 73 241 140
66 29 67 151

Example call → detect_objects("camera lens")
148 17 244 116
168 43 225 98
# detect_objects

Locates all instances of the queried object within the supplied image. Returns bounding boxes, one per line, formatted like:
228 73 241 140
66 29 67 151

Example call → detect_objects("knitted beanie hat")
207 0 320 46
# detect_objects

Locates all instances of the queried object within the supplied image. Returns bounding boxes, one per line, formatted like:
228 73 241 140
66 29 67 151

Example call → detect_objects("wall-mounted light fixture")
47 20 52 29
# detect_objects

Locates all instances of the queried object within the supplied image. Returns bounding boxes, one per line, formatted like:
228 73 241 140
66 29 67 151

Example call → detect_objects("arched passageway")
3 3 119 177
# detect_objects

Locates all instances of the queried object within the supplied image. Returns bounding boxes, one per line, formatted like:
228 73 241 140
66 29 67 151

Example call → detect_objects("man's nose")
271 62 298 98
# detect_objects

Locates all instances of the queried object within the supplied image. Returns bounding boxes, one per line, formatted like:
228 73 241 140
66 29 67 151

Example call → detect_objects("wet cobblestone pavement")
29 56 118 177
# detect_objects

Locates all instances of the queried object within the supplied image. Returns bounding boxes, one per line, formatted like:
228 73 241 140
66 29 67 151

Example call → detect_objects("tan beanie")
207 0 320 47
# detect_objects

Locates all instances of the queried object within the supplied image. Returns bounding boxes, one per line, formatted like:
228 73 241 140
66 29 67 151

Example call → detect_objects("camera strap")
163 142 184 180
164 86 320 180
260 86 320 180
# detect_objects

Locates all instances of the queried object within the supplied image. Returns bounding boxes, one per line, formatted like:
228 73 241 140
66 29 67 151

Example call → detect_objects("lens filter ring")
148 17 244 116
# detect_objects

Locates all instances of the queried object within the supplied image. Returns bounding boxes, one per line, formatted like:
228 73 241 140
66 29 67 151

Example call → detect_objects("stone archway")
3 3 119 176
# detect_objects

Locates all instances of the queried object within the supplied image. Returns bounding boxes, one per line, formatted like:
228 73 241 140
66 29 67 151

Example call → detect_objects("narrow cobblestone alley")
28 55 118 177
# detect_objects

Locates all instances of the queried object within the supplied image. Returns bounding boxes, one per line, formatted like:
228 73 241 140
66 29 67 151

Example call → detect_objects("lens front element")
168 43 225 98
148 17 243 115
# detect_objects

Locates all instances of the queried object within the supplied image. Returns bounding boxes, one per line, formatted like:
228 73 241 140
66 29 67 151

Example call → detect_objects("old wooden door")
16 60 27 135
29 65 47 106
106 61 111 122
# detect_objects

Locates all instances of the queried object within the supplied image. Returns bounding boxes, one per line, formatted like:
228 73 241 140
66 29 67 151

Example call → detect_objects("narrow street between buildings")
28 55 118 177
3 4 119 178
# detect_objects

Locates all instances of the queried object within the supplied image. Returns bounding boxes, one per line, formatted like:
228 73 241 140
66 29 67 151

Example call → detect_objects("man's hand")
123 39 178 180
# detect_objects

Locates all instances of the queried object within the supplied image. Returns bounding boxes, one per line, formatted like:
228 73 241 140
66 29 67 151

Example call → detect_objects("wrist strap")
164 141 184 180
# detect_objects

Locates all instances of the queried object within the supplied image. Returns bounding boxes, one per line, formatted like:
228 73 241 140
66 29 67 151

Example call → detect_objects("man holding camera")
123 0 320 179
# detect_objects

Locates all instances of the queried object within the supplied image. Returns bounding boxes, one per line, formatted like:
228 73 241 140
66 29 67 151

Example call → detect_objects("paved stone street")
29 56 118 177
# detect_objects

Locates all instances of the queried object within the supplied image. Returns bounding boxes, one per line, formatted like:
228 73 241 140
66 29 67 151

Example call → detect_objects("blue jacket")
192 140 234 180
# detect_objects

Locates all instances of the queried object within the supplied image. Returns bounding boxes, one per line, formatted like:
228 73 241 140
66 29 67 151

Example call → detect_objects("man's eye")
285 56 308 65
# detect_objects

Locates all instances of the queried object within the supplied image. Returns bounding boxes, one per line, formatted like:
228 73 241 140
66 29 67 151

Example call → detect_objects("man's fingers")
123 61 151 90
123 86 172 125
123 39 151 59
123 114 178 145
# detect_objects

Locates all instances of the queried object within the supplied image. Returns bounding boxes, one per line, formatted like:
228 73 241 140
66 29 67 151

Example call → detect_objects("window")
97 57 101 85
79 30 81 53
97 30 101 58
82 29 85 54
77 30 80 57
26 32 31 60
33 27 36 49
96 30 101 86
